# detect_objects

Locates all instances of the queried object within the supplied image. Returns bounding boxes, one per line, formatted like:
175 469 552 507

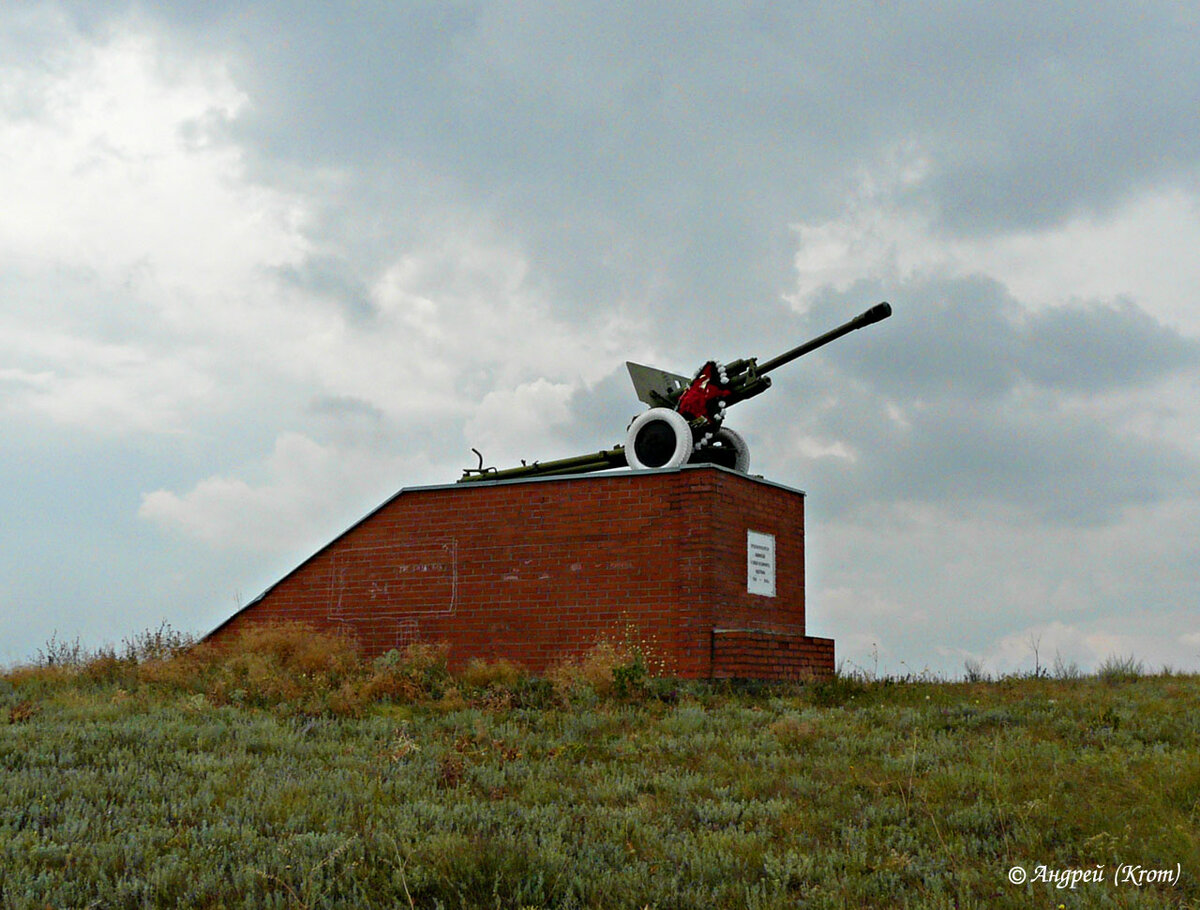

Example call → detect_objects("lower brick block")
710 628 835 680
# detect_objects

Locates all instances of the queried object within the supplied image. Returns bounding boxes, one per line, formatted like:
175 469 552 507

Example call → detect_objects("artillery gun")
459 301 892 482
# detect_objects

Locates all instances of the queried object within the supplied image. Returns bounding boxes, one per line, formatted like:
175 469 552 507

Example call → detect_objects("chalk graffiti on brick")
327 539 459 638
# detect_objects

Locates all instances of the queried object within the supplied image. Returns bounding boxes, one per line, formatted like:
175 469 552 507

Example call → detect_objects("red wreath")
676 361 730 424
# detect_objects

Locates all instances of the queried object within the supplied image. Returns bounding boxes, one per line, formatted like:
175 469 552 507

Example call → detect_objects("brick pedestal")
207 465 834 680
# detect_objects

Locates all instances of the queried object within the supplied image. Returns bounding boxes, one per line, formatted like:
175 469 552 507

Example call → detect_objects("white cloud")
791 434 859 463
265 233 652 433
976 620 1194 677
463 378 576 464
0 331 214 432
139 431 421 553
368 240 644 388
979 622 1094 675
0 21 313 434
0 28 305 291
790 151 936 312
803 496 1200 678
791 156 1200 334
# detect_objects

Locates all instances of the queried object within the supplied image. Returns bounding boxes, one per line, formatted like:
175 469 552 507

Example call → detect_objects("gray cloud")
150 5 1200 251
69 0 1193 333
811 276 1200 397
784 276 1200 525
1020 301 1200 391
278 257 375 322
308 394 384 422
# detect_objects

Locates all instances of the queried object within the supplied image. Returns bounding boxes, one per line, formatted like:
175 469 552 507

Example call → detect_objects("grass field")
1 625 1197 908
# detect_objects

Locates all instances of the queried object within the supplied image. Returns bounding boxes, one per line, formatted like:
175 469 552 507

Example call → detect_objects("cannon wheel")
692 426 750 473
710 426 750 473
625 408 693 470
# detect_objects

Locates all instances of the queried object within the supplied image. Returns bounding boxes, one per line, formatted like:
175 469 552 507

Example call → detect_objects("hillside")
1 626 1197 908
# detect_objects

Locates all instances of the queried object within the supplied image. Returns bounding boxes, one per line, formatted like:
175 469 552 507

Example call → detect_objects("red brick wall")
711 629 835 681
207 466 834 680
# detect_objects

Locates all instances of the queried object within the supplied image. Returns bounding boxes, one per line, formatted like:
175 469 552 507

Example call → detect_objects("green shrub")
33 631 86 669
547 640 664 703
364 642 452 704
1097 652 1145 683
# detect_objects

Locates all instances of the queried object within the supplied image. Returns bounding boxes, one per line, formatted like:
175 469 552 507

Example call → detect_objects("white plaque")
746 531 776 597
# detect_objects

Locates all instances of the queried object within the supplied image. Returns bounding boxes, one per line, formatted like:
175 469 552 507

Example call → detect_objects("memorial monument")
208 303 893 680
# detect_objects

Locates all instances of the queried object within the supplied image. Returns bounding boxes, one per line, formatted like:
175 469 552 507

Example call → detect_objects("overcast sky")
3 2 1198 676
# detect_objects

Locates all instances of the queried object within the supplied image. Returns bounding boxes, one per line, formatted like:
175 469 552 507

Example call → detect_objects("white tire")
711 426 751 473
625 408 693 470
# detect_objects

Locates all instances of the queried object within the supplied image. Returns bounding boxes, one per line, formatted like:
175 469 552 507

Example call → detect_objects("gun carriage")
459 302 892 483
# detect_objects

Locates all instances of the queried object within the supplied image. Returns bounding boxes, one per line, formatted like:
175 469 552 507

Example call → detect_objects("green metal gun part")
459 301 892 482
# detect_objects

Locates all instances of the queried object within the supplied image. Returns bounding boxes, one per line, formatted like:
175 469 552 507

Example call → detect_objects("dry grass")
458 656 526 690
546 640 639 699
8 624 668 715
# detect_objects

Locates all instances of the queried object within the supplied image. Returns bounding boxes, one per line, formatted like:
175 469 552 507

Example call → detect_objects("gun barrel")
756 301 891 376
459 446 628 483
